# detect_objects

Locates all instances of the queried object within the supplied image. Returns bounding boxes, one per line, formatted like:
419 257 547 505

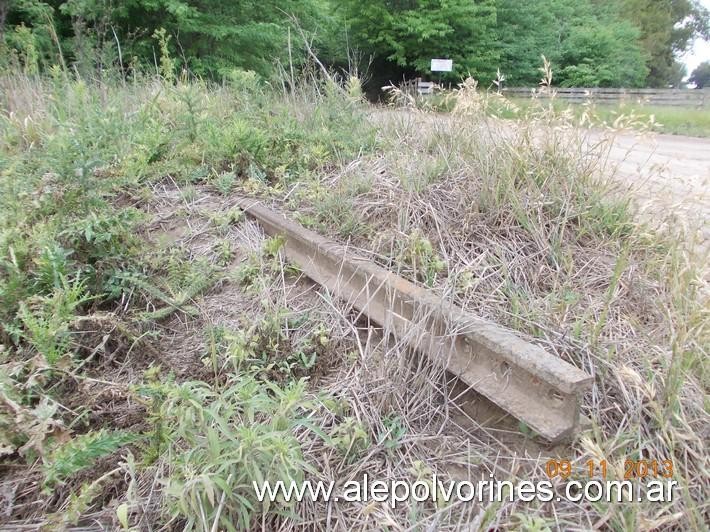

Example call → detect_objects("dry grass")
270 80 709 530
1 69 708 530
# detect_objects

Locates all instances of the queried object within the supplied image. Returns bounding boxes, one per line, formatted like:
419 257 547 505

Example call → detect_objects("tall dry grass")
280 77 709 530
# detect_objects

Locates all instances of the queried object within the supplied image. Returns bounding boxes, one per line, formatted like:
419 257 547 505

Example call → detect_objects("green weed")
398 230 446 287
158 375 320 530
18 277 91 364
214 171 236 196
0 65 377 527
43 429 137 488
330 416 370 463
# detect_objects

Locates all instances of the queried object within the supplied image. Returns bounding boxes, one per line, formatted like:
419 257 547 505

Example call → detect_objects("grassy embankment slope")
1 70 707 530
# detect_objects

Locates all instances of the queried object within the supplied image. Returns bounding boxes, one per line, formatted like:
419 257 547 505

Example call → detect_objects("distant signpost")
399 59 453 96
430 59 453 72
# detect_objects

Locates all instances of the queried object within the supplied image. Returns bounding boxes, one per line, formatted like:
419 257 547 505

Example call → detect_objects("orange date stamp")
545 459 674 480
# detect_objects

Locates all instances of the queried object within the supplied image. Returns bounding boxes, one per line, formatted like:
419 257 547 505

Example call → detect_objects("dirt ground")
603 131 710 243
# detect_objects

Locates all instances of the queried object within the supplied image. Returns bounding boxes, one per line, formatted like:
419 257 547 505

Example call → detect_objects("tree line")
1 0 708 90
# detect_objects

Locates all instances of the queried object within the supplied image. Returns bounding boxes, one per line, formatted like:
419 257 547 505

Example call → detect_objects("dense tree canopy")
1 0 708 89
338 0 498 84
1 0 327 77
496 0 649 87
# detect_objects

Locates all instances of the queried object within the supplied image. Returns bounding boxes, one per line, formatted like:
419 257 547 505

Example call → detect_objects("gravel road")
605 131 709 242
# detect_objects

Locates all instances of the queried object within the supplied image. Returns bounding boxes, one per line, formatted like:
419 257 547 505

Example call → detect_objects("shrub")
154 376 320 530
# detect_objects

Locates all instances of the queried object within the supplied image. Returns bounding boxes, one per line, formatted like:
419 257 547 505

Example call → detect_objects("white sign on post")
430 59 453 72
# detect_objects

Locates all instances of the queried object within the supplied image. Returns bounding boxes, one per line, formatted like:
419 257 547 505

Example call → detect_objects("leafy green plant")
43 429 137 488
284 322 329 374
130 366 171 466
118 260 216 322
208 207 244 233
330 417 370 463
175 84 203 143
214 239 233 266
263 235 285 258
232 255 262 289
33 242 74 292
158 375 320 530
378 415 406 451
153 28 175 82
398 230 446 287
214 171 236 196
18 277 91 364
233 235 300 291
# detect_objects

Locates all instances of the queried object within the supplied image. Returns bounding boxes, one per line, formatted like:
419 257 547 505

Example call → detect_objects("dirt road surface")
605 132 710 243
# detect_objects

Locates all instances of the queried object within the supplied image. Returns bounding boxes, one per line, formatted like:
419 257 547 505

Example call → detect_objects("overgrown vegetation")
0 52 708 532
0 61 375 527
401 86 710 138
497 97 710 137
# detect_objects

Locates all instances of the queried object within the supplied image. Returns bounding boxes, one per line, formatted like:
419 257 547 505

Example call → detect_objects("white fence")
502 87 710 107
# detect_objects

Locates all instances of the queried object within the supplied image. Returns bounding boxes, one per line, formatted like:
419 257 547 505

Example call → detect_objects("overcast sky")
681 0 710 76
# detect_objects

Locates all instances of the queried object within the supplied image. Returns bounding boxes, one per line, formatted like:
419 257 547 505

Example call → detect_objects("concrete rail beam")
234 197 593 442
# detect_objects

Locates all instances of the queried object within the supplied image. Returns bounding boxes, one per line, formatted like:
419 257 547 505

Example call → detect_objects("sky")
681 0 710 77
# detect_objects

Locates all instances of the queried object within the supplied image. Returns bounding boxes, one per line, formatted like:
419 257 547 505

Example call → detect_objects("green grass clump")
0 66 375 527
43 429 137 488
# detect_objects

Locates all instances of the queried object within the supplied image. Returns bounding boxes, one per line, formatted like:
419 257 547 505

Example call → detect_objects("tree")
689 61 710 88
496 0 562 86
557 18 648 87
0 0 697 90
0 1 60 71
497 0 648 87
0 0 11 40
1 0 330 78
339 0 499 86
615 0 710 86
60 0 328 78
